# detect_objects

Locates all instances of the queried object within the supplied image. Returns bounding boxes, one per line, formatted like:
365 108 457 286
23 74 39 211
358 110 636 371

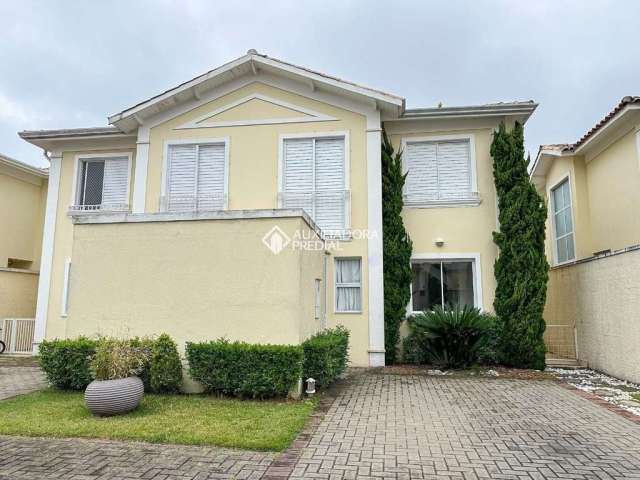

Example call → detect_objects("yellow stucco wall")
0 166 47 270
586 129 640 253
385 124 499 313
541 128 640 265
0 269 39 319
45 148 136 340
64 216 323 351
45 82 373 365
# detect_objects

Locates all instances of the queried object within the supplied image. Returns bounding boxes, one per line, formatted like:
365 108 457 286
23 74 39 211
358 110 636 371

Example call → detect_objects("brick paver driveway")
1 371 640 479
291 373 640 479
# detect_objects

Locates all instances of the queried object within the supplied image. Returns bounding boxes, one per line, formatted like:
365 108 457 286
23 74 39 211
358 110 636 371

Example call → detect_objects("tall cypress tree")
381 129 413 364
491 121 549 370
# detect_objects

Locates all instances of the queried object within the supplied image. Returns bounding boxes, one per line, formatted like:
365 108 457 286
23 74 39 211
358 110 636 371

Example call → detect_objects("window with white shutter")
403 138 477 206
164 142 227 212
72 155 130 212
281 136 348 234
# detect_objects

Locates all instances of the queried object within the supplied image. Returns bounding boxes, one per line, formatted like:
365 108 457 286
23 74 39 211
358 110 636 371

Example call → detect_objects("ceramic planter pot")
84 376 144 416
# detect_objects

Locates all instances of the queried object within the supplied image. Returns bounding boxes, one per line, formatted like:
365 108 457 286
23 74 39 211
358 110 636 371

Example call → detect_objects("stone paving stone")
0 366 46 400
289 373 640 480
0 436 275 480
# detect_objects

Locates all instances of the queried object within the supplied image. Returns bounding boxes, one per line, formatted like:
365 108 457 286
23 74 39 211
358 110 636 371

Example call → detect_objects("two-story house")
20 51 536 366
532 96 640 382
0 153 47 353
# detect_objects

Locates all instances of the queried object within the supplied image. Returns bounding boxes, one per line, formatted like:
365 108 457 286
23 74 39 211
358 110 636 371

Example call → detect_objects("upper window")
411 259 476 312
403 138 476 206
335 258 361 313
551 178 575 263
73 156 129 212
281 136 348 234
164 142 227 212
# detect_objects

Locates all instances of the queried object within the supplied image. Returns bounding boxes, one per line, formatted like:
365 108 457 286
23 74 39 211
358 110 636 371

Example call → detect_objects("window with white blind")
335 258 361 313
164 142 227 212
72 155 130 212
281 136 348 234
403 137 477 206
551 178 575 264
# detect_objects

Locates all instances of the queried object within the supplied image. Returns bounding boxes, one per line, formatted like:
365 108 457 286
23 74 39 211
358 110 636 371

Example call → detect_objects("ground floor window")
411 259 475 312
335 258 361 312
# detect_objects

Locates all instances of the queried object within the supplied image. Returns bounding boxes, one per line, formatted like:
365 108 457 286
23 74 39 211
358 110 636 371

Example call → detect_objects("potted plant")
84 338 149 416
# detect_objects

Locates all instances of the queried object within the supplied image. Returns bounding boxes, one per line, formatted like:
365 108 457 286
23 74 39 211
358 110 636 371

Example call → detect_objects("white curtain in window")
335 259 361 312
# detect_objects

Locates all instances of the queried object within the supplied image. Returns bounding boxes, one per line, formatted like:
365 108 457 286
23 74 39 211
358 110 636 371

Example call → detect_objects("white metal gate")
1 318 35 354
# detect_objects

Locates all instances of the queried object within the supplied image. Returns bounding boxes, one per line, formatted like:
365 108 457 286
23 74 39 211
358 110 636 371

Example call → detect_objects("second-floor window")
165 142 227 212
74 155 129 211
551 178 575 263
403 138 475 205
281 136 348 234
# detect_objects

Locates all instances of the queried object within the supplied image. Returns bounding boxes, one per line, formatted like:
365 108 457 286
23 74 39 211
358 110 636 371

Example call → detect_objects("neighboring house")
20 50 536 366
531 96 640 382
0 153 48 353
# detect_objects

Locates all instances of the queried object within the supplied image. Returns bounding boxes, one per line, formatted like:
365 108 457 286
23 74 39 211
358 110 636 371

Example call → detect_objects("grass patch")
632 393 640 403
0 390 317 451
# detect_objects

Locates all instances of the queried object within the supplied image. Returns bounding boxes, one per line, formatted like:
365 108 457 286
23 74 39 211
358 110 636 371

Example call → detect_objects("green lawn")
0 390 317 451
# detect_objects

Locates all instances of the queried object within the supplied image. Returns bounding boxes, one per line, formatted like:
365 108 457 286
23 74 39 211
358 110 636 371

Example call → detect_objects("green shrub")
405 305 493 368
90 338 149 381
38 337 98 390
149 334 183 393
401 328 429 365
302 326 349 388
186 340 303 399
129 337 154 390
476 313 502 365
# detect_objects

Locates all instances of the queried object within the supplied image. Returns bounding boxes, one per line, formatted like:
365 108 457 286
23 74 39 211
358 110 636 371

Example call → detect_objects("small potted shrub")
84 338 149 416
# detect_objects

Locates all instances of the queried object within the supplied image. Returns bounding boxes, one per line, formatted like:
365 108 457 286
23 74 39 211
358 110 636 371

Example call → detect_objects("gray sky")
1 0 639 168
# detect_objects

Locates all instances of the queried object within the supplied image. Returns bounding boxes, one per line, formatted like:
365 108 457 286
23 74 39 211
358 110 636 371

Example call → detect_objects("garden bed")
379 364 555 380
0 390 317 451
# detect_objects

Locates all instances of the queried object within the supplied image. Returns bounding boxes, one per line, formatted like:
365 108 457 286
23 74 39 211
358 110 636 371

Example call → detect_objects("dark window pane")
411 262 442 311
442 262 474 308
82 161 104 206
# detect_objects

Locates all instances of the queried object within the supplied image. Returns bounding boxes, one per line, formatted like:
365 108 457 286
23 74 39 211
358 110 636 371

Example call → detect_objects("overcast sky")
1 0 639 168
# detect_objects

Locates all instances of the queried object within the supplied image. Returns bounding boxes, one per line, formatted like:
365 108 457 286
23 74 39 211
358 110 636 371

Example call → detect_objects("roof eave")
399 103 538 122
0 154 48 178
108 53 405 129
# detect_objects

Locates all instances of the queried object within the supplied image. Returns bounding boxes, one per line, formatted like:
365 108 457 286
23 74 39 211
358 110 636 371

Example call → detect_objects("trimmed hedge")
38 337 98 390
150 334 183 393
186 340 303 398
302 326 349 389
39 335 183 392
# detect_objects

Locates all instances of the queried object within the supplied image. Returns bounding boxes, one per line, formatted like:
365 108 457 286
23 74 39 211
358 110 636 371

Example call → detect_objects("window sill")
334 310 363 314
404 197 482 209
68 205 130 216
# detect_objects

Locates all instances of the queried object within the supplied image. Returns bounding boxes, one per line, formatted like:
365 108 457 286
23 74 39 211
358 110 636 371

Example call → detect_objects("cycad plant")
406 305 493 368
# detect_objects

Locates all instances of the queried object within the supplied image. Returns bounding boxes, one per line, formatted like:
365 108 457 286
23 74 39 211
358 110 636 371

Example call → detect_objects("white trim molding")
408 252 484 315
33 152 62 353
133 129 150 213
547 173 577 266
175 93 337 129
401 133 479 208
60 258 71 317
366 113 385 367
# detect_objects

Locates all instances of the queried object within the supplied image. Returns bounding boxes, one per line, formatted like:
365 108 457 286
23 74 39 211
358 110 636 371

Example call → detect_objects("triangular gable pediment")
175 93 337 129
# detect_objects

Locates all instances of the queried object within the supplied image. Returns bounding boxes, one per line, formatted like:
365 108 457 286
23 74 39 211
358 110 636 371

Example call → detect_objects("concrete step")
546 357 587 369
0 354 39 367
